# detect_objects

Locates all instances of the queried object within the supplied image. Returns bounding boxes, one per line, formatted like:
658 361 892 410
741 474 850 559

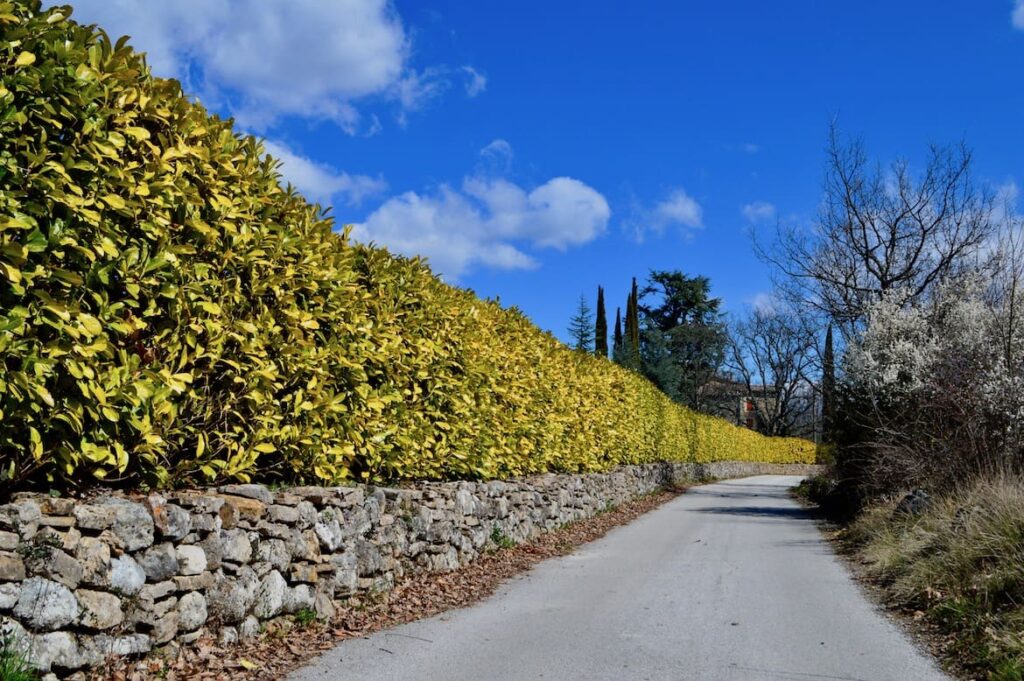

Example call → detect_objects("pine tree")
567 294 594 351
821 324 836 443
594 286 608 357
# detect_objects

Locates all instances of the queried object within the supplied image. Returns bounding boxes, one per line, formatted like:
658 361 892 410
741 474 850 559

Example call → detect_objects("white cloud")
1014 0 1024 29
263 141 385 206
59 0 476 132
462 66 487 97
353 176 610 278
741 200 777 224
624 188 704 241
654 190 704 229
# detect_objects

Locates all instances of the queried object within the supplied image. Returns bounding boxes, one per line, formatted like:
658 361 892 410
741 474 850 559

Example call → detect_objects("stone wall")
0 461 817 676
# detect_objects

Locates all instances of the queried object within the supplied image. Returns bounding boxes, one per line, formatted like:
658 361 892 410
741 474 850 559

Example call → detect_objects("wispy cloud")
993 180 1019 223
462 66 487 97
748 291 777 313
478 139 514 174
741 201 777 224
626 188 704 241
1014 0 1024 30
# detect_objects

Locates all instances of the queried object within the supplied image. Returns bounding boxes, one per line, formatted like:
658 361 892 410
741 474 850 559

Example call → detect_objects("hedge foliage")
0 1 814 488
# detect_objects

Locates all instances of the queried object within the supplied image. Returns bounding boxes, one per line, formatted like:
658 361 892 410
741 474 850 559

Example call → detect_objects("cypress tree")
821 324 836 443
623 291 634 359
595 286 608 357
628 277 641 357
613 307 623 353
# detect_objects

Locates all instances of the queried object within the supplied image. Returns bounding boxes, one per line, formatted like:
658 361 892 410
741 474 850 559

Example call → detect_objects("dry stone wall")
0 461 817 676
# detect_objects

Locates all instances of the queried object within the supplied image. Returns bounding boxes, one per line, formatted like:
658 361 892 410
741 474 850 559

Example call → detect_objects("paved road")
288 475 950 681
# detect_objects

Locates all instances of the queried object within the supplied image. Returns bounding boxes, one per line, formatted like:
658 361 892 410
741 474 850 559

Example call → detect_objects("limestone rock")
76 589 124 630
177 591 207 632
282 584 314 614
218 484 273 505
151 612 179 645
353 539 382 577
314 512 344 552
108 555 145 596
173 571 214 591
149 497 192 540
267 505 299 524
76 537 111 586
219 529 252 564
0 582 20 610
0 500 41 540
256 538 291 571
28 549 83 589
313 588 336 620
175 545 207 576
252 570 286 619
81 633 151 660
0 552 25 581
208 566 258 624
14 577 79 631
74 498 154 551
286 529 319 561
0 531 19 551
238 615 260 640
27 631 82 672
137 543 179 581
295 501 318 529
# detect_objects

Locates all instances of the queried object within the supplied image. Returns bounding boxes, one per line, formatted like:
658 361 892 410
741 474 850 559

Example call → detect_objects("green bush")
0 1 815 490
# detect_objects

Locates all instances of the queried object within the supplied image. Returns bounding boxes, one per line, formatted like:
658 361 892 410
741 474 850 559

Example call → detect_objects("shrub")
838 275 1024 497
0 1 815 490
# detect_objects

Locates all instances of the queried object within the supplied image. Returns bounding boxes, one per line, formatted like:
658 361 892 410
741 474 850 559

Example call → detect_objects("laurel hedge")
0 1 814 488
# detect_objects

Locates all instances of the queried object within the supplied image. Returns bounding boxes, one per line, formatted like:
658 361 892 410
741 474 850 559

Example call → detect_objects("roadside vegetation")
775 126 1024 677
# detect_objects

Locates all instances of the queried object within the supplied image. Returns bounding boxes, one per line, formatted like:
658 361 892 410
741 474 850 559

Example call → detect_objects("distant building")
699 375 818 441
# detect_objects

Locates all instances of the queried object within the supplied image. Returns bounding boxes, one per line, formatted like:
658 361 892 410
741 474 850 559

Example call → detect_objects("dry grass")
844 476 1024 680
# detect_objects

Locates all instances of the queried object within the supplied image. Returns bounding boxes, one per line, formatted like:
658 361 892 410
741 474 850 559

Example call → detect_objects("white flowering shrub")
841 270 1024 489
844 291 939 394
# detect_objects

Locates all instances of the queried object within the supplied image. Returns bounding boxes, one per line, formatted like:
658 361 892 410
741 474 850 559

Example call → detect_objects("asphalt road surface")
288 475 950 681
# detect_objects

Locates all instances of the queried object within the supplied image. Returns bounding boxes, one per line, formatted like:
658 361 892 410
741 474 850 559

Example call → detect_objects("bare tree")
757 125 996 335
989 215 1024 370
726 304 818 437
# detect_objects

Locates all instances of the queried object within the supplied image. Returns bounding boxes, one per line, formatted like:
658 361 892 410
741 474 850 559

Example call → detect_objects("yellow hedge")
0 1 814 488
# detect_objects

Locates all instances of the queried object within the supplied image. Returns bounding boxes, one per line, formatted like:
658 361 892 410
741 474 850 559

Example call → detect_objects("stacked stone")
0 460 818 676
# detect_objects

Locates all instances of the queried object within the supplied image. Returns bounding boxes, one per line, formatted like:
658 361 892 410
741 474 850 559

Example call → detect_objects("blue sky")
62 0 1024 340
